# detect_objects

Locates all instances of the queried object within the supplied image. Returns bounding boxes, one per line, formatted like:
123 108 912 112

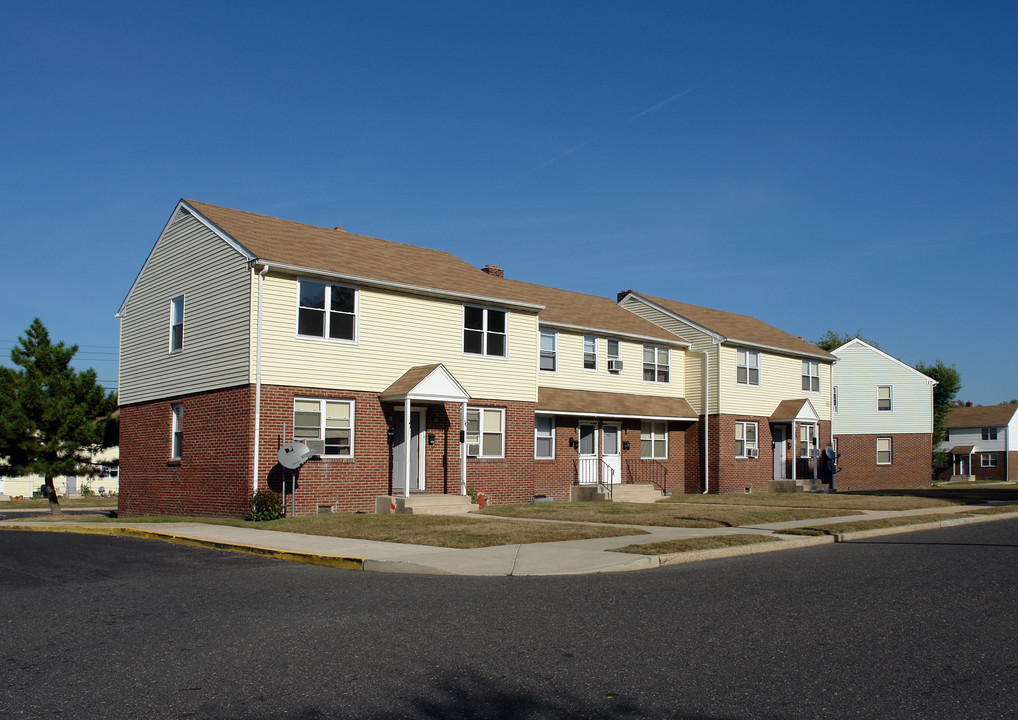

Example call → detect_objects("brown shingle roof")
627 292 835 360
185 200 680 342
945 404 1018 429
537 387 697 420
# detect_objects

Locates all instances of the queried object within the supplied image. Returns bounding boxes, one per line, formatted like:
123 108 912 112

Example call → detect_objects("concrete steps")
377 495 480 515
609 484 665 504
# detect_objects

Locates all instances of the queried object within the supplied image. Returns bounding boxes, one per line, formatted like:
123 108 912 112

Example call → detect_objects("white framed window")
535 416 554 459
981 427 998 441
463 306 507 357
802 360 820 392
799 424 817 458
641 421 667 459
169 295 184 353
735 421 758 458
466 407 504 458
171 403 183 460
539 329 557 372
833 386 839 412
877 385 892 412
876 437 892 465
297 279 357 341
642 345 669 383
737 348 760 386
293 398 354 457
583 335 598 370
981 452 998 467
607 338 621 371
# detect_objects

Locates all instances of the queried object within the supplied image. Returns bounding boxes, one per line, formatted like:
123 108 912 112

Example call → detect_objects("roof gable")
832 338 937 385
622 291 834 361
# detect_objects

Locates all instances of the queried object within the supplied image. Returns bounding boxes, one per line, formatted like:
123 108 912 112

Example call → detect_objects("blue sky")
1 1 1015 404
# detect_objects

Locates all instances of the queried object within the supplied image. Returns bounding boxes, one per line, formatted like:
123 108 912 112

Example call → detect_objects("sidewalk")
3 503 1016 576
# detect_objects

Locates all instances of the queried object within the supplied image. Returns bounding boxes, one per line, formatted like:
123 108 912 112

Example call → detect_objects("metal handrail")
598 459 615 500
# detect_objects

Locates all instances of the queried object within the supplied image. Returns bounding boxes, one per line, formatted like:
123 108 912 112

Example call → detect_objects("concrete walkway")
3 503 1016 576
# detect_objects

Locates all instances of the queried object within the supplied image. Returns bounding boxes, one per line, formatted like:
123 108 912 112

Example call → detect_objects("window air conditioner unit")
747 448 759 458
608 359 624 372
466 443 480 457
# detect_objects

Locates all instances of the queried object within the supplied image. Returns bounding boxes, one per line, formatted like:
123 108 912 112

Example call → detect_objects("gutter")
693 347 710 494
252 262 269 492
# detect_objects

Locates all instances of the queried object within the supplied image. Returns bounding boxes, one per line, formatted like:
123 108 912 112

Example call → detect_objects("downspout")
693 347 710 494
253 263 269 493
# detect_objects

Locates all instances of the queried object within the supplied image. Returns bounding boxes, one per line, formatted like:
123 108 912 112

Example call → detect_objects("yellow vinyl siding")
119 214 252 406
619 296 713 415
256 274 537 401
719 345 832 420
538 330 688 399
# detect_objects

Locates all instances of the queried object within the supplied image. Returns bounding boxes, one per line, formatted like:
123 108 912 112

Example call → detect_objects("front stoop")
376 495 480 515
609 484 665 503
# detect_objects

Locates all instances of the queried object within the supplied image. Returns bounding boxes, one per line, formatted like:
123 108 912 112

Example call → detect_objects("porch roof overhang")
770 398 820 423
536 387 698 421
379 364 470 404
949 445 975 455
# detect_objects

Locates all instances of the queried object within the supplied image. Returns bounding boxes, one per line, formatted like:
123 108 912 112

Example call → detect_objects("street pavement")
3 502 1015 575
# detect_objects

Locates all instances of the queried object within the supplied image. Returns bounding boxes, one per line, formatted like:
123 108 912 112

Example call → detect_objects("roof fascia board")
539 321 690 347
622 292 724 343
257 259 545 313
833 338 937 384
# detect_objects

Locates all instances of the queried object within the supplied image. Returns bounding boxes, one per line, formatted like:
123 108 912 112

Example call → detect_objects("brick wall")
119 385 254 518
831 433 932 491
121 384 535 517
531 418 697 500
708 414 831 494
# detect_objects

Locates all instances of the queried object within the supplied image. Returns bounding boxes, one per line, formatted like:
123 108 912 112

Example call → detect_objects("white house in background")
830 339 935 490
0 446 120 500
938 404 1018 482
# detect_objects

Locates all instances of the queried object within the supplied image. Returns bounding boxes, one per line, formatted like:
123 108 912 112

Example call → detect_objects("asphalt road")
2 518 1016 720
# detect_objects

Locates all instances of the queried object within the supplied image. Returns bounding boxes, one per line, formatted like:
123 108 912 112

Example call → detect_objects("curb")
0 523 367 570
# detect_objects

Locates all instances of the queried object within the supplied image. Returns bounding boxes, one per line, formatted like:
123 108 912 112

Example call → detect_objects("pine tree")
0 319 118 514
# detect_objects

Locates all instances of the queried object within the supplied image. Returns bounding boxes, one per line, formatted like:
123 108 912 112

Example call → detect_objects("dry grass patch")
482 501 847 528
612 533 781 555
2 497 118 509
38 512 644 549
662 493 964 511
781 514 967 536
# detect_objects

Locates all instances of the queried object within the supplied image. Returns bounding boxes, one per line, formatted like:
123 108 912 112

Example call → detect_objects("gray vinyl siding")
119 213 252 405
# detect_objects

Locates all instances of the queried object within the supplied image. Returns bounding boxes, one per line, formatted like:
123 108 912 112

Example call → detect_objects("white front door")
392 409 425 492
773 426 786 479
602 423 621 484
578 421 598 484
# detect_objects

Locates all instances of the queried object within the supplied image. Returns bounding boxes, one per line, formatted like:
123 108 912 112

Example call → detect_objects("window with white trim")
539 330 557 372
981 427 998 440
735 421 757 458
466 407 504 457
876 437 892 465
169 295 184 353
297 280 357 341
607 338 621 370
833 386 839 412
641 421 667 459
981 452 998 467
463 306 507 357
293 398 354 457
643 345 669 383
171 403 183 460
802 360 820 392
737 348 759 386
583 335 597 370
535 416 554 459
877 385 892 412
799 425 817 458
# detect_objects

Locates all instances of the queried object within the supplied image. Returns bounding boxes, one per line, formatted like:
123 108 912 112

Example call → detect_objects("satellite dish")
824 446 837 461
277 442 313 470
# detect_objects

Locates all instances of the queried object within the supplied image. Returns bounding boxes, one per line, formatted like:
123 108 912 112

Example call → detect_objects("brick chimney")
482 264 504 278
617 289 634 303
333 226 344 232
